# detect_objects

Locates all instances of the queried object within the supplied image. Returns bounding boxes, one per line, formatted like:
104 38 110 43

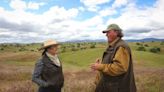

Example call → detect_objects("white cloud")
41 6 79 24
10 0 26 11
0 0 164 43
99 7 117 17
80 0 111 12
0 4 80 43
106 0 164 39
78 6 85 12
112 0 128 8
10 0 44 11
98 0 129 17
87 6 100 12
80 0 111 6
27 2 45 10
0 7 4 11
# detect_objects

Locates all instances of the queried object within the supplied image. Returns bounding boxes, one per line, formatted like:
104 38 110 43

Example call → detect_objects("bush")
15 44 21 47
90 43 96 49
80 47 87 50
136 42 143 46
71 45 75 48
137 46 146 51
2 44 7 48
77 43 81 48
144 44 149 47
61 48 66 53
0 48 4 50
136 42 141 45
19 47 28 51
71 47 78 51
149 47 161 53
30 49 34 52
90 44 96 48
160 41 164 45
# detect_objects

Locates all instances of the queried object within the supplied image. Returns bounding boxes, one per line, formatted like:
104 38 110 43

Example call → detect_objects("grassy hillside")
0 41 164 92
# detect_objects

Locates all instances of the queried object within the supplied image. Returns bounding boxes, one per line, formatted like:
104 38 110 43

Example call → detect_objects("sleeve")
32 59 49 87
97 46 130 76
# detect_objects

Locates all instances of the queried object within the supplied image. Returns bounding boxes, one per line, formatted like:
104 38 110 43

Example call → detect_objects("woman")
32 39 64 92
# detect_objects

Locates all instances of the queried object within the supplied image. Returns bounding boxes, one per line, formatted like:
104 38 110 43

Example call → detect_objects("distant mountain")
0 38 163 44
64 39 106 43
65 38 164 43
126 38 164 42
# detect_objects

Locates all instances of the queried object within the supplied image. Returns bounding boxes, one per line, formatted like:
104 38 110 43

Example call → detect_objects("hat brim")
38 43 60 51
102 30 109 33
102 28 122 33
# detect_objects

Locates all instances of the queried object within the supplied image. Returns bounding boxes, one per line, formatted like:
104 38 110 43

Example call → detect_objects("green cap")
102 24 122 33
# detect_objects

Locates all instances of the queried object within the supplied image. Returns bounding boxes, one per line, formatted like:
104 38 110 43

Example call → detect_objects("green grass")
0 42 164 92
133 50 164 67
59 48 105 70
1 41 164 68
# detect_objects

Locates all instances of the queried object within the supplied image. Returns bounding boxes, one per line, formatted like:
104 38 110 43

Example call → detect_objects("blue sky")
0 0 163 43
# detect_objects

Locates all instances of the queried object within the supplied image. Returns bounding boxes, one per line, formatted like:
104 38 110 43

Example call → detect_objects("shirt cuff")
97 64 105 71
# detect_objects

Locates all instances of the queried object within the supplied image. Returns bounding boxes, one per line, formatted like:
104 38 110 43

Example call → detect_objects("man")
91 24 136 92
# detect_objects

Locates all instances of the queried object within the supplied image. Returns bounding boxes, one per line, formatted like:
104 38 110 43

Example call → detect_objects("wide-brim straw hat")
39 39 59 51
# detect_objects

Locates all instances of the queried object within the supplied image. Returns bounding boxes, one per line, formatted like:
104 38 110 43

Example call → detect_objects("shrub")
160 41 164 45
0 48 4 51
90 44 96 48
149 47 161 53
80 47 87 50
90 43 96 49
61 48 66 53
136 42 140 45
71 47 78 51
137 46 146 51
15 44 21 47
19 47 28 51
144 44 149 47
71 45 75 48
77 43 81 48
30 49 34 52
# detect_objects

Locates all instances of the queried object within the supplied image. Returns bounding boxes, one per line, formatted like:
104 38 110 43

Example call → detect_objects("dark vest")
96 39 136 92
41 54 64 88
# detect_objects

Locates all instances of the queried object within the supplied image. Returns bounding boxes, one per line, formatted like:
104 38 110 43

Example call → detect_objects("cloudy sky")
0 0 164 43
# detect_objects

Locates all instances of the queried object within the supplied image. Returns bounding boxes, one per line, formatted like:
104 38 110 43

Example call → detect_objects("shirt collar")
46 52 57 58
46 52 61 66
109 37 120 47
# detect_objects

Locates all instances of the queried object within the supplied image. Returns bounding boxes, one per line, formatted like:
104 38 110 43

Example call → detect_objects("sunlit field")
0 41 164 92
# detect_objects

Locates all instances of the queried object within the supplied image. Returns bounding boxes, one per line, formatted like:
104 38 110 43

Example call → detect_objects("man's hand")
90 58 102 71
95 58 101 63
90 62 101 71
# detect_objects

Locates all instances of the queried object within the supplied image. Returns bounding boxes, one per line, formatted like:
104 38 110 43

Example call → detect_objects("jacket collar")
109 37 121 47
46 52 61 66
